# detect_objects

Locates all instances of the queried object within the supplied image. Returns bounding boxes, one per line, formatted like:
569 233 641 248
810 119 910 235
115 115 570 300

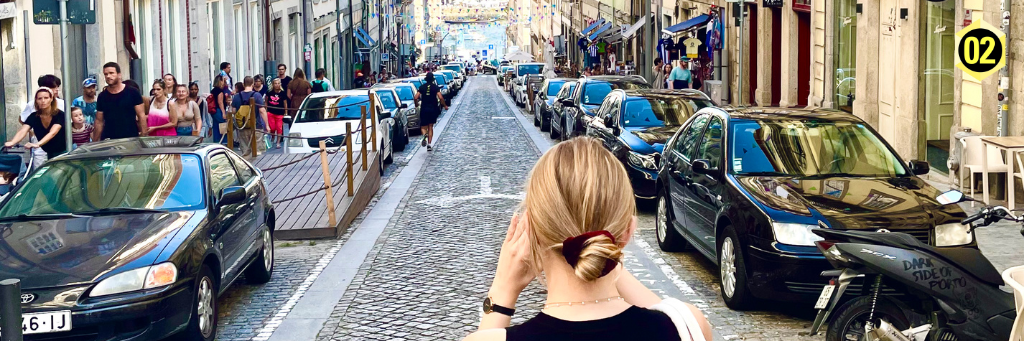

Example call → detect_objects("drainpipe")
303 0 311 75
159 0 165 75
998 0 1010 136
185 0 193 81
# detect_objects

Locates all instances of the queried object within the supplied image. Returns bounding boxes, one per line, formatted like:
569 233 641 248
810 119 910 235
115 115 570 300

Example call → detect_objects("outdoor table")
980 136 1024 209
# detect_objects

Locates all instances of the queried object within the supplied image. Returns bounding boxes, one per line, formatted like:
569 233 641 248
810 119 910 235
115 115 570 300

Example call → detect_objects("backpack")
311 80 328 93
206 94 217 114
232 92 256 129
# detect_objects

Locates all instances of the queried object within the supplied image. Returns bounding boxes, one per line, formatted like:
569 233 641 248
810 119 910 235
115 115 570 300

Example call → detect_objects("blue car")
533 78 573 132
585 89 715 199
553 76 650 141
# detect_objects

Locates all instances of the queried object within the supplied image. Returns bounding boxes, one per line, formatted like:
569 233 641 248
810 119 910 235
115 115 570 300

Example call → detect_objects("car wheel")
825 296 910 341
541 111 551 132
384 133 394 164
244 225 274 284
656 193 688 252
183 266 217 341
549 116 560 139
378 152 385 175
719 226 753 310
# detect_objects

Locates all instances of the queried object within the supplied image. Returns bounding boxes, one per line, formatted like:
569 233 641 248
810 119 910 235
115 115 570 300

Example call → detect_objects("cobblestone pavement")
211 126 425 341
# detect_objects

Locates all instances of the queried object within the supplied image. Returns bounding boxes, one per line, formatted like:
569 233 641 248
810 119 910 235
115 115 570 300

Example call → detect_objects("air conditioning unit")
704 80 723 105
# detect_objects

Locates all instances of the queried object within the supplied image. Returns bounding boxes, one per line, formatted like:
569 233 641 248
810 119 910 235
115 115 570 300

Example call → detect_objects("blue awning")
355 28 376 48
581 18 606 36
587 22 613 41
665 14 709 34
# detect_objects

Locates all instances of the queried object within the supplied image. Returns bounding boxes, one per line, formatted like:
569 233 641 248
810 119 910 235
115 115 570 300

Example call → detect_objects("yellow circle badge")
955 19 1006 81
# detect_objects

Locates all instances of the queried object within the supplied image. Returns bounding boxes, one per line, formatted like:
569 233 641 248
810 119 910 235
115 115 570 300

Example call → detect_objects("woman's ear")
620 216 638 246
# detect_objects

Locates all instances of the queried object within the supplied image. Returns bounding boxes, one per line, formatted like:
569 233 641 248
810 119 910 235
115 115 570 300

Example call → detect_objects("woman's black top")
505 306 681 341
25 111 67 158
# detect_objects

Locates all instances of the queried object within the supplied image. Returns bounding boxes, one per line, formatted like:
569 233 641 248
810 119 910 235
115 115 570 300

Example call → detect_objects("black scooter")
808 190 1018 341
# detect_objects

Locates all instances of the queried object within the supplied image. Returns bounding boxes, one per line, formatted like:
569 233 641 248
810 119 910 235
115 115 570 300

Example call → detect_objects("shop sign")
763 0 783 8
0 3 16 20
964 9 972 27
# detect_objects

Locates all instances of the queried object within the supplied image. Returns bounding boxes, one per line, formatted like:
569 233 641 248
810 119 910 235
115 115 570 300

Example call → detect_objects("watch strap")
490 303 515 317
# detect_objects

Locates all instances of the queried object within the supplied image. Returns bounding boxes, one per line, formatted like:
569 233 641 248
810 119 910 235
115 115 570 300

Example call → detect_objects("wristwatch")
483 297 515 317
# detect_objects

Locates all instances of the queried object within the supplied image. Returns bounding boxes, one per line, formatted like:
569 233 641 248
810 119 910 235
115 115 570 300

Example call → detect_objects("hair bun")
561 231 621 281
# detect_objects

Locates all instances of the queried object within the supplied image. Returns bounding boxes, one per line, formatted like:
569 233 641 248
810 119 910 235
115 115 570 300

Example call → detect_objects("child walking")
71 107 94 148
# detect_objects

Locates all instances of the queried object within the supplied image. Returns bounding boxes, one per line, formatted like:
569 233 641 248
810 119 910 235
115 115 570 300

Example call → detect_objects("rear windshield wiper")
0 213 87 223
75 207 170 216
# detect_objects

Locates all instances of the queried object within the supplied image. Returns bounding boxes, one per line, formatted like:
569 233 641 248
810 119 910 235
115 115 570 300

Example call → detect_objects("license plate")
22 311 72 335
815 285 836 310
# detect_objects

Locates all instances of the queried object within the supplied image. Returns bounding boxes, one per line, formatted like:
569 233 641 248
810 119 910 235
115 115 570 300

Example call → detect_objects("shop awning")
665 14 709 34
620 15 647 40
587 22 613 41
355 28 376 48
581 18 606 36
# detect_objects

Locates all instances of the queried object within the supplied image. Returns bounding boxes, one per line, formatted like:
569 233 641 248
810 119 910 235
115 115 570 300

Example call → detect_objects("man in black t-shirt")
277 64 292 92
94 62 147 140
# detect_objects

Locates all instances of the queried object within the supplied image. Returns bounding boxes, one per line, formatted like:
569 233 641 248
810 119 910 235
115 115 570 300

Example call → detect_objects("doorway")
921 0 955 173
771 8 782 106
796 9 810 106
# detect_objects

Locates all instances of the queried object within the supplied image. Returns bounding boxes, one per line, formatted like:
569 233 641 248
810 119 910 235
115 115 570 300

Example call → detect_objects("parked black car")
586 89 715 199
552 76 650 141
0 137 275 341
533 78 571 132
547 81 577 139
655 108 972 310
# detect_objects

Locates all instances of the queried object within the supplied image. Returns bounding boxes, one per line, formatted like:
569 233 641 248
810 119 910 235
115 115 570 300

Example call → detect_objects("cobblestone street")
208 75 1024 341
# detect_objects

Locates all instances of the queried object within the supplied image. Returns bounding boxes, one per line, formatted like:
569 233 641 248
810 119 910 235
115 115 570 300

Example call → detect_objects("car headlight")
935 222 973 246
627 151 658 170
91 262 178 297
772 223 824 246
287 133 303 147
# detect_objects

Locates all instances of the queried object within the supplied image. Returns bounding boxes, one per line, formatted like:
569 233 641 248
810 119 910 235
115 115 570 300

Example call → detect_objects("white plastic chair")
1002 265 1024 341
959 136 1008 205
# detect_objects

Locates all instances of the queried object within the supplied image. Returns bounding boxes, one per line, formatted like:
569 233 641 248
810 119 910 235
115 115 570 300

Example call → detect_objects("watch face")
483 297 493 314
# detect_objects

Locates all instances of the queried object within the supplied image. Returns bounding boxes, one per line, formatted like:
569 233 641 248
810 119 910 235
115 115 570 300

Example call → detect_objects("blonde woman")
173 84 201 136
465 138 713 341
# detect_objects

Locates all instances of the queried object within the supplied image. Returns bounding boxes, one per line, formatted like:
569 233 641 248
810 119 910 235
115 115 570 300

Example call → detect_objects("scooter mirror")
936 190 965 205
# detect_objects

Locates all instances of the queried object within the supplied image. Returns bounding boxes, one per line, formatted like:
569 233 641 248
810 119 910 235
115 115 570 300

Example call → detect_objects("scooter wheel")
826 296 912 341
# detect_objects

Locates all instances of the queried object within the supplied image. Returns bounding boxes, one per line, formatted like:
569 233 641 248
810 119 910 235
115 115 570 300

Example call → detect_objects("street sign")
482 50 487 56
420 39 426 45
304 51 312 61
763 0 783 7
382 53 390 61
488 44 494 50
34 0 95 24
955 19 1005 81
304 43 312 52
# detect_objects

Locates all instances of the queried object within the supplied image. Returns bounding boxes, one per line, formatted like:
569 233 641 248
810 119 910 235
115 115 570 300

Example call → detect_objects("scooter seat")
931 248 1004 286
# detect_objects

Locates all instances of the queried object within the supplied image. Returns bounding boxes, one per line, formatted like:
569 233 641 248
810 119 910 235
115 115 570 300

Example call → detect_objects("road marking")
253 239 346 340
480 176 493 195
491 117 515 119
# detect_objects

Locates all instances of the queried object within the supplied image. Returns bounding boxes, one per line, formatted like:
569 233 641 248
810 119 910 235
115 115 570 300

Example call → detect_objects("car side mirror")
379 111 392 119
400 103 409 109
603 115 616 128
908 160 929 175
692 159 717 177
936 190 972 205
561 99 574 106
218 186 246 207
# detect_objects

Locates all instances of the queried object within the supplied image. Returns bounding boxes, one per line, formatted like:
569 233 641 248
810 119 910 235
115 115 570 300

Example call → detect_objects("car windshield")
583 82 649 105
546 81 566 96
435 74 448 85
444 65 462 73
0 154 205 218
392 86 415 101
518 64 543 76
376 91 399 109
295 94 371 123
621 98 715 127
730 120 908 177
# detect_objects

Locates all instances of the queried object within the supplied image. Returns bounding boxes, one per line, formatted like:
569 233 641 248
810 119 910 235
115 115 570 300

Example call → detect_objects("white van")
286 90 396 167
514 63 545 107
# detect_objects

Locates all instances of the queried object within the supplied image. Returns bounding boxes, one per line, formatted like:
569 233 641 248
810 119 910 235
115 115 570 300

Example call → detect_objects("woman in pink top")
146 80 178 136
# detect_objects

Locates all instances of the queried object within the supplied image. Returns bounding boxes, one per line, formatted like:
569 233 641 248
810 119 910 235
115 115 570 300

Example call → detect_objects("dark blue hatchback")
585 89 715 199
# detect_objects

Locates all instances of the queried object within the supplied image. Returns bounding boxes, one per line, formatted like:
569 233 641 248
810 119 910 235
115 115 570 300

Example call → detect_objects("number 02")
965 36 997 64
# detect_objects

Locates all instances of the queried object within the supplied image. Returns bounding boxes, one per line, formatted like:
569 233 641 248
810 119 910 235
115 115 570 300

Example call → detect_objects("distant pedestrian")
254 74 268 96
219 62 234 89
311 68 335 93
652 58 666 90
163 73 178 92
95 62 146 140
70 107 93 147
231 76 269 155
146 80 178 137
210 75 228 143
277 64 293 91
667 59 690 89
72 78 98 124
7 88 67 161
266 78 288 148
189 81 212 139
414 72 447 151
287 68 312 117
173 84 201 136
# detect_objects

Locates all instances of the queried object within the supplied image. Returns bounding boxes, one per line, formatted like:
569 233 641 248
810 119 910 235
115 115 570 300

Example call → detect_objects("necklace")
543 296 623 308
